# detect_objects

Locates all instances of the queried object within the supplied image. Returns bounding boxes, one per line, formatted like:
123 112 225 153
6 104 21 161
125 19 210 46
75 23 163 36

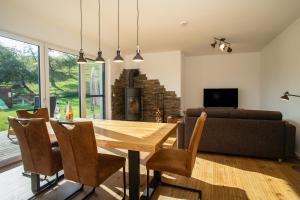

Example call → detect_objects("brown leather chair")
50 119 127 200
16 108 50 121
15 108 58 147
8 117 63 198
146 112 207 200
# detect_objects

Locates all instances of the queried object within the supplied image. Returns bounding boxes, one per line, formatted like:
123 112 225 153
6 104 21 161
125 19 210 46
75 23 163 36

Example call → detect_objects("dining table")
44 119 177 200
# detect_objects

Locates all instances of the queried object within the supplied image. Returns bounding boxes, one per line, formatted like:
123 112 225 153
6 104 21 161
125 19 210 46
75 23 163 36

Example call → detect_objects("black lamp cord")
80 0 83 51
117 0 120 51
136 0 140 51
98 0 101 51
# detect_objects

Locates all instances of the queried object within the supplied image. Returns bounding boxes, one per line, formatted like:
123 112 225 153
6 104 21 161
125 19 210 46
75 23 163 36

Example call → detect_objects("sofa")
177 108 296 160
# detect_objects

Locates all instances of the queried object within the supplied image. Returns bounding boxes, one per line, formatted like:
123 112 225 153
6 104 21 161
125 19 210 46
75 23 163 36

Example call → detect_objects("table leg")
128 150 140 200
140 171 161 200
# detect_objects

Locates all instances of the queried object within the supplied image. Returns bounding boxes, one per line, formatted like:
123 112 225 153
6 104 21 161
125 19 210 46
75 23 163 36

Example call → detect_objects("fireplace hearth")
112 69 180 122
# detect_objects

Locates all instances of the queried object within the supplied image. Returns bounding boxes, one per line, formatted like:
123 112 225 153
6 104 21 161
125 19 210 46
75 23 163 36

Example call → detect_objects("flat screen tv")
203 88 238 108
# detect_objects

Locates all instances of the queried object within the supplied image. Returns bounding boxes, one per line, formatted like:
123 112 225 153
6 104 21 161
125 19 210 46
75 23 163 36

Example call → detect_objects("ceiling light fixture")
211 40 217 48
77 0 87 64
132 0 144 62
210 37 233 53
95 0 105 63
113 0 124 63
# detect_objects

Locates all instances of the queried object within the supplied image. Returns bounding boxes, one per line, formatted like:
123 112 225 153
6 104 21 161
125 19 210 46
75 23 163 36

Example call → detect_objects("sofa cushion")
230 110 282 120
186 108 232 118
186 108 282 120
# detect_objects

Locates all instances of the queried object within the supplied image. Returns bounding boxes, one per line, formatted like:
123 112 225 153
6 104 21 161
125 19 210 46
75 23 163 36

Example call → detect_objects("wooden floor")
0 149 300 200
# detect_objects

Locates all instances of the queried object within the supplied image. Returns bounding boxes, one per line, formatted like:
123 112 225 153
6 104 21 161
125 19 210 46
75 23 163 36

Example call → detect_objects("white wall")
261 18 300 156
183 52 261 110
124 51 183 97
0 1 114 58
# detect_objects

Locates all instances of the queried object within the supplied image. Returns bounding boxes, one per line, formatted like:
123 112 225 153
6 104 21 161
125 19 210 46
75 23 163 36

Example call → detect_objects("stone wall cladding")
111 69 181 122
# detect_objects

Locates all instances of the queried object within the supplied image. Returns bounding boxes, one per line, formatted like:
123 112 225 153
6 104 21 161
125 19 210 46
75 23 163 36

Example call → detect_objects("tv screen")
203 88 238 108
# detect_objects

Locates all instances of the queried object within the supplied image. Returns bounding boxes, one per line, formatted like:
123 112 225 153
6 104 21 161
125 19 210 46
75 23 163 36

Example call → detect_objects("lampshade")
113 49 124 63
133 49 144 62
95 50 105 63
280 92 290 101
77 50 87 64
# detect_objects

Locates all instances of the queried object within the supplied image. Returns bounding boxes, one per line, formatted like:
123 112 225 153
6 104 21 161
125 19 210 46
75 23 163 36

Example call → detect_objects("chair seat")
97 153 126 184
146 148 190 177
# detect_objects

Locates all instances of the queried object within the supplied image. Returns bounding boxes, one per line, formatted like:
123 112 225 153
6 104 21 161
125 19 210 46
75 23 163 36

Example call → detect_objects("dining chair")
16 107 50 121
15 107 57 146
50 119 127 200
8 117 63 199
146 112 207 200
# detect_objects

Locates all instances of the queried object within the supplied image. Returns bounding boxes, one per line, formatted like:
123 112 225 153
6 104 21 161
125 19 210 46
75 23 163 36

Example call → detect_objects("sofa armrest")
177 120 185 149
284 121 296 158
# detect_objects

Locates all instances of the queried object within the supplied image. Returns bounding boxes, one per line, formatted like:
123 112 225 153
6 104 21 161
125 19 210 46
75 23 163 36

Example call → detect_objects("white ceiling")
3 0 300 56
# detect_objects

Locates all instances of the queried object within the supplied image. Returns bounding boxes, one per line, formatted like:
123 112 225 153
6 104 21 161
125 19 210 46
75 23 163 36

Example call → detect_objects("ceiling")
3 0 300 56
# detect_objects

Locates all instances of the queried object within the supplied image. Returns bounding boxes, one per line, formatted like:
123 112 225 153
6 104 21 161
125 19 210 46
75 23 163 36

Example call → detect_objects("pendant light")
95 0 105 63
113 0 124 63
77 0 87 64
132 0 144 62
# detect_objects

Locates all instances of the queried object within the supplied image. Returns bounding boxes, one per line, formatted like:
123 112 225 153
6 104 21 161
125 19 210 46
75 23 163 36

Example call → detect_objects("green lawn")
0 104 32 132
0 96 103 131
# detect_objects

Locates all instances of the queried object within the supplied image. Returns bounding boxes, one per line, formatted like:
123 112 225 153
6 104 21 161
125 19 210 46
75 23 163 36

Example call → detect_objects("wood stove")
124 69 142 121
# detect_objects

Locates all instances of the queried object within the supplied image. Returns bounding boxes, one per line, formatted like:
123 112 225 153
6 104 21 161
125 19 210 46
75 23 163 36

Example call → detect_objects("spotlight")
227 46 232 53
219 43 226 51
210 37 232 53
211 41 217 48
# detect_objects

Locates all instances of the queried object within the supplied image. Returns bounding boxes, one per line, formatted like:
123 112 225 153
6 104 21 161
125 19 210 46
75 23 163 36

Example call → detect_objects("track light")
210 37 232 53
211 40 217 48
219 43 226 51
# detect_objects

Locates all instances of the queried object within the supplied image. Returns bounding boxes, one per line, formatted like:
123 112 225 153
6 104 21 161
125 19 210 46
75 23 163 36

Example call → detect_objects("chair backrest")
8 117 53 175
187 112 207 175
50 120 99 186
16 108 50 122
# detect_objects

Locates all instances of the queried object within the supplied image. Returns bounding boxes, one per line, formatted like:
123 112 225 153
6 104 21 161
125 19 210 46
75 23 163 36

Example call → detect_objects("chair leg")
160 180 202 200
147 169 150 200
81 187 96 200
27 176 59 200
122 166 126 200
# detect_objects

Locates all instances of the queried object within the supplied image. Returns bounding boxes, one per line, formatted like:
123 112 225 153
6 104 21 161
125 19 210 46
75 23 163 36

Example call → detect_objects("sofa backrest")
185 108 282 120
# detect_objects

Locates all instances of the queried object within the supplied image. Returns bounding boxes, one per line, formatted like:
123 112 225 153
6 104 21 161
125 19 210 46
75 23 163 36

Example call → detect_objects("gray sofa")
177 108 296 160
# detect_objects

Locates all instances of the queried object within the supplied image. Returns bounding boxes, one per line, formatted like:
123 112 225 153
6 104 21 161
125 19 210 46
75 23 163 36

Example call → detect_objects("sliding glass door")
48 49 80 118
0 35 40 131
85 61 105 119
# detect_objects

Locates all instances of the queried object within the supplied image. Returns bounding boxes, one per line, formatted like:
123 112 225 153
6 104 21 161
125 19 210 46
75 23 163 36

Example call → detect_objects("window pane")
85 61 105 119
48 49 80 118
0 36 40 131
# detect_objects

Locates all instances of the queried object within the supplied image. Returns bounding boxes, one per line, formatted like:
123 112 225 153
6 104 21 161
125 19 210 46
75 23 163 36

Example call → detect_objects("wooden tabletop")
48 119 177 152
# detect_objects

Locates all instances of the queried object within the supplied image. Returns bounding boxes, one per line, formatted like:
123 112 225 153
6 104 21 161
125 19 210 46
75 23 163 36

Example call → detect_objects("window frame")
0 30 44 107
0 30 106 119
